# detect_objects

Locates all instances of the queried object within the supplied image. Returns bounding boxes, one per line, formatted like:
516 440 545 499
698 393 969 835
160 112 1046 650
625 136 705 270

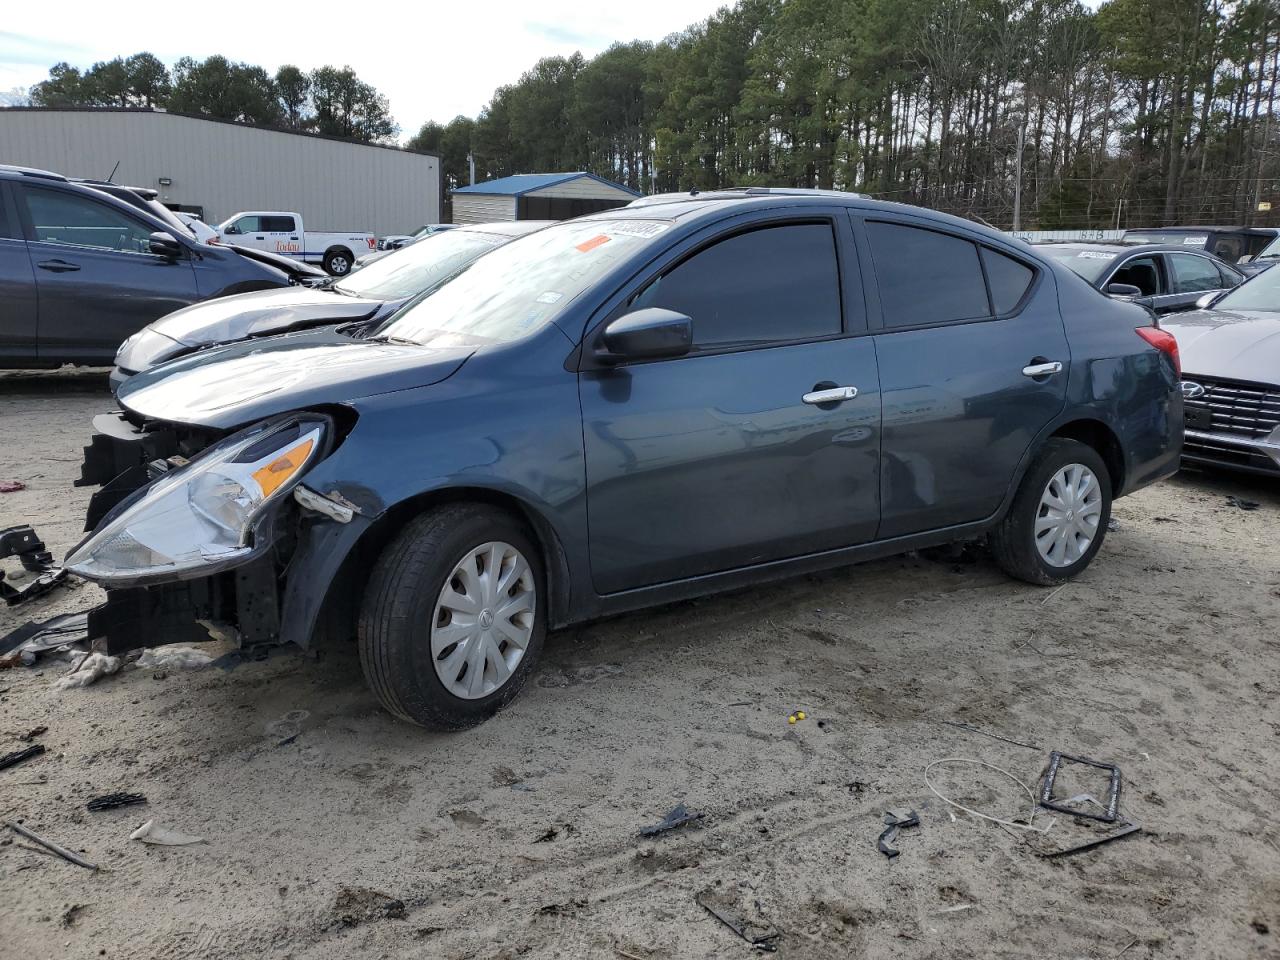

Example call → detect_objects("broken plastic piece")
0 481 26 493
87 792 147 812
1040 821 1141 858
877 807 920 859
697 892 779 952
129 819 205 845
0 744 45 771
1039 752 1121 823
293 484 355 523
639 803 704 837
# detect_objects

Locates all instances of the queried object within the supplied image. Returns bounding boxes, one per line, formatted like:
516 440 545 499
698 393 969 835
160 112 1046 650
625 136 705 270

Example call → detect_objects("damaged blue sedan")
69 189 1182 729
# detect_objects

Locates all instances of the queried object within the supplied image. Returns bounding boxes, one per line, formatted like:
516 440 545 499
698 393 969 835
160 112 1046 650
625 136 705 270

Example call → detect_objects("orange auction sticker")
575 235 611 253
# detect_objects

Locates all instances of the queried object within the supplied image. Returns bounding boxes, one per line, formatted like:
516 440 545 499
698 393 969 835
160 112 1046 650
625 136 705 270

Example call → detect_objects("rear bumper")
1183 428 1280 476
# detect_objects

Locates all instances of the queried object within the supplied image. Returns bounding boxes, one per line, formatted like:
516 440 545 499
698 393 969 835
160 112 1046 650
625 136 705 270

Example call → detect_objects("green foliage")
311 65 398 142
28 54 397 144
20 2 1280 222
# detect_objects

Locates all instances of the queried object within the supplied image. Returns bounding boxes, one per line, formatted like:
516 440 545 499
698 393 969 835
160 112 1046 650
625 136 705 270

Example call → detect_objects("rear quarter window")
981 247 1036 313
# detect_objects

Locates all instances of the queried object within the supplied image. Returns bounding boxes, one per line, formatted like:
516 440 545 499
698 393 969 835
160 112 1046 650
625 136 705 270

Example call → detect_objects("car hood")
149 286 385 347
117 327 472 429
1161 308 1280 383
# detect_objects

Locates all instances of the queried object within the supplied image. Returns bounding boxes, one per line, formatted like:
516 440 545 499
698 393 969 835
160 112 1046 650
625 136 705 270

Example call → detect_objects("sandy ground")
1 371 1278 960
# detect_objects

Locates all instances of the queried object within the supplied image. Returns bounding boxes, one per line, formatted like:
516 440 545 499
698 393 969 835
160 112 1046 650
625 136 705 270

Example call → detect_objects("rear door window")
22 186 156 255
1169 253 1225 294
1110 256 1162 295
630 222 843 349
260 215 296 233
981 247 1035 314
866 221 990 328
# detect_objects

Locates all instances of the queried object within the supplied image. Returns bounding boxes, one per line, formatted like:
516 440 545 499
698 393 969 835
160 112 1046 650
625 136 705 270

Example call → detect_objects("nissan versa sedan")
110 220 551 388
1161 266 1280 476
68 189 1182 730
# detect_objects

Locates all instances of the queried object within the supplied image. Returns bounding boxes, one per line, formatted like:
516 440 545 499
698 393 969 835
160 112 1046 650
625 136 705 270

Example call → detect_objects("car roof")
1034 241 1232 258
1122 225 1278 236
456 220 555 237
0 163 67 182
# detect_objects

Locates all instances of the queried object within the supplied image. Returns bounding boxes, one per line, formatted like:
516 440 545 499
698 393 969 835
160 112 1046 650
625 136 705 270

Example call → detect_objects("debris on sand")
639 804 704 838
1038 751 1122 823
877 807 920 859
697 890 779 952
129 820 205 846
1225 496 1260 511
0 481 25 493
53 653 122 690
333 885 407 926
6 820 98 870
0 744 45 772
137 646 215 671
87 792 147 812
0 612 88 667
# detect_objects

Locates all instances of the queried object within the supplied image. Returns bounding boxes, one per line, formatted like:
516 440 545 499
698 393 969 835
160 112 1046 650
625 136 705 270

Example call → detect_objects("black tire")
989 438 1112 586
358 504 546 730
322 247 353 276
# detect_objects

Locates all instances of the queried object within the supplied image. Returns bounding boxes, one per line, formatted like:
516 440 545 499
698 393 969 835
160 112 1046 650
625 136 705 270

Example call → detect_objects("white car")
216 210 376 276
175 212 219 244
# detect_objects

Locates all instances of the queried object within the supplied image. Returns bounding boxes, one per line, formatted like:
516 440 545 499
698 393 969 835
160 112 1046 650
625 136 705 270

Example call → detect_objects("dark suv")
0 165 300 368
69 188 1182 730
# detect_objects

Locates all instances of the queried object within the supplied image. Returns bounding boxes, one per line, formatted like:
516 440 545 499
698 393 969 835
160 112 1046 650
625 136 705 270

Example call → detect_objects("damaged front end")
72 412 365 656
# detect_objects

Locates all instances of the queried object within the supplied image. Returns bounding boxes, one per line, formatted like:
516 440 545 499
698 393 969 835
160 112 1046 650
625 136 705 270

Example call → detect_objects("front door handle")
36 259 80 273
1022 360 1063 378
802 385 858 405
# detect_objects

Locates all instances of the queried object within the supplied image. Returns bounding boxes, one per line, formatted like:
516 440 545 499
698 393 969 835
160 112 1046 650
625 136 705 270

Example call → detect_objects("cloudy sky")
0 1 729 137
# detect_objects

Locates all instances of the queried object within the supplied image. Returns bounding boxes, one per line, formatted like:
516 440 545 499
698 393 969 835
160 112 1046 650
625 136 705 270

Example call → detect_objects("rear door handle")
1022 361 1063 378
36 259 80 273
802 386 858 405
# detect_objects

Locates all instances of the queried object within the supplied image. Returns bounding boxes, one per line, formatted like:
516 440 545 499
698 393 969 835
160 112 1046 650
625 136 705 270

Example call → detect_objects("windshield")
1040 246 1118 283
1212 265 1280 312
1257 236 1280 259
375 218 669 346
333 230 509 300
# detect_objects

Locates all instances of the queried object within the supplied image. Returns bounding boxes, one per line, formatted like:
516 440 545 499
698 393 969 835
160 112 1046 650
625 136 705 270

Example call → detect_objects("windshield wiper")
367 334 421 346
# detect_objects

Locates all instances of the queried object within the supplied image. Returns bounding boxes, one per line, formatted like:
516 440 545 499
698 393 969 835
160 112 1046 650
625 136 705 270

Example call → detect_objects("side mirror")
1194 292 1218 310
597 308 692 363
148 231 182 258
1106 283 1143 298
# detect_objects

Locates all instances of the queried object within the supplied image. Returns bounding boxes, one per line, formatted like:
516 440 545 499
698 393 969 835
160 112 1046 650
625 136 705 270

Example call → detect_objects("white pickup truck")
216 211 376 276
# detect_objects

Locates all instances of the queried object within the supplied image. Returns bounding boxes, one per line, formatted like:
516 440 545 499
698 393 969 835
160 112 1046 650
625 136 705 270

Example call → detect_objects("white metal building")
451 172 641 225
0 107 441 236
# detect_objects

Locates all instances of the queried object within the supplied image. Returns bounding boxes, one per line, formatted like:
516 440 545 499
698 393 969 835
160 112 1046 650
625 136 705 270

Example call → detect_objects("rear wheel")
989 438 1112 585
323 247 353 276
358 505 545 729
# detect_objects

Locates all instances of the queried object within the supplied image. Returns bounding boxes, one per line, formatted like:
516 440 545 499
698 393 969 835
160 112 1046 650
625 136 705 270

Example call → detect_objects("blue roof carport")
450 172 642 225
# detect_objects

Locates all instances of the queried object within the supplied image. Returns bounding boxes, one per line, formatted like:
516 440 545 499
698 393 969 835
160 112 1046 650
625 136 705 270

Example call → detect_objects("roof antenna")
105 160 120 183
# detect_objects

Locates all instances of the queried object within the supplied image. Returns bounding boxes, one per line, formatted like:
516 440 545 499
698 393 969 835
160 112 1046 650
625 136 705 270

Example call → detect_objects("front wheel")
989 438 1112 585
358 505 545 730
323 247 353 276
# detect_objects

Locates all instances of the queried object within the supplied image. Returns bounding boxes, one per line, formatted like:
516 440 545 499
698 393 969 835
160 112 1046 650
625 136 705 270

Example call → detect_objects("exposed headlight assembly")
66 416 328 585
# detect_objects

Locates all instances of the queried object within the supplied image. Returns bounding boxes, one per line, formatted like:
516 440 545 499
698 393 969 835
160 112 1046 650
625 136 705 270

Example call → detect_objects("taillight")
1136 326 1180 376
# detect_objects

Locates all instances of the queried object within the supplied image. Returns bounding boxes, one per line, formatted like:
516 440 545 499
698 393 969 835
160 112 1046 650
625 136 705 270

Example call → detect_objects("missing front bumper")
87 557 282 656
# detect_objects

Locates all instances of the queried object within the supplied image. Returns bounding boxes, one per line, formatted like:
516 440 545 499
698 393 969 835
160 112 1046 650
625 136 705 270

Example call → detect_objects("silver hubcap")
1035 463 1103 567
329 257 349 274
431 541 535 700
